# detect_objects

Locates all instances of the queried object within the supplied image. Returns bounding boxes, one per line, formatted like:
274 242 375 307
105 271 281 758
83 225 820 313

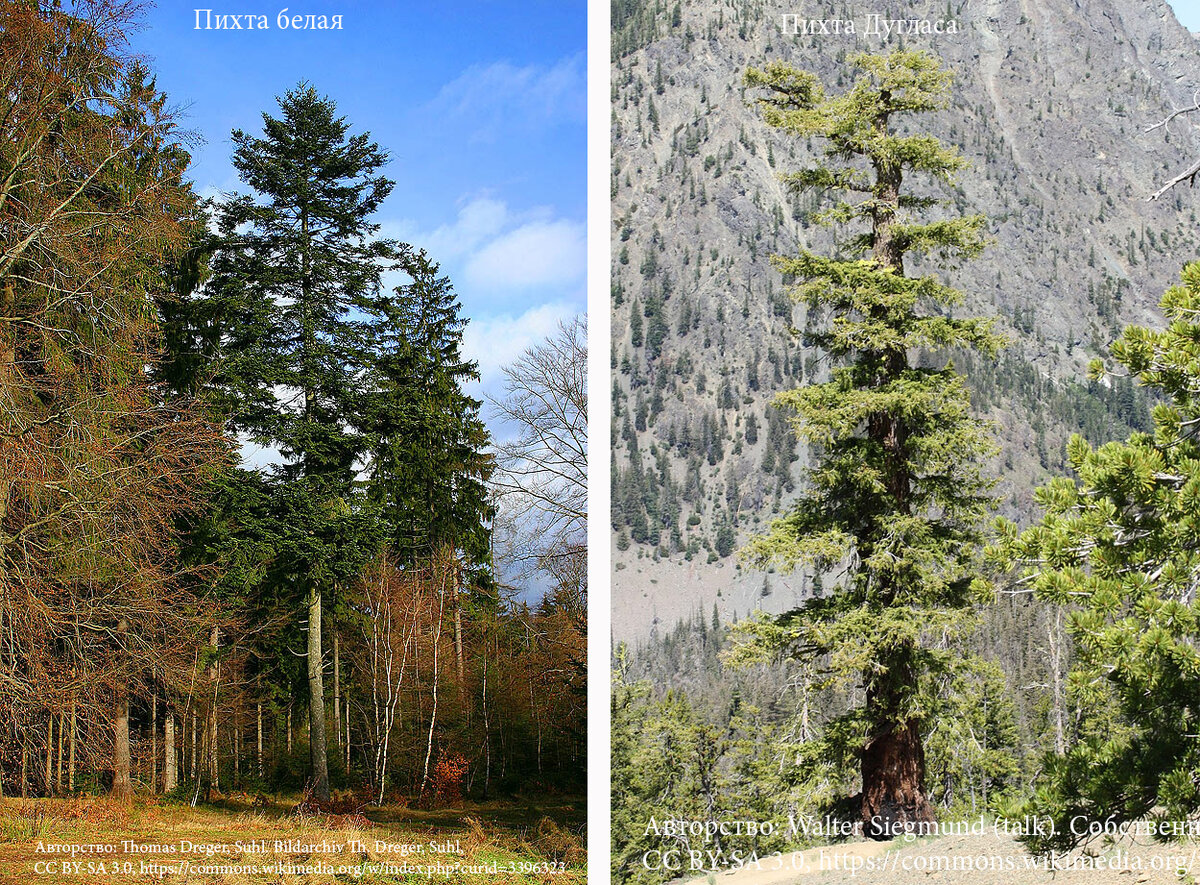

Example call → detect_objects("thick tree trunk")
113 686 133 799
861 688 933 838
307 584 330 801
208 625 220 796
1049 610 1067 755
164 709 177 793
857 156 930 837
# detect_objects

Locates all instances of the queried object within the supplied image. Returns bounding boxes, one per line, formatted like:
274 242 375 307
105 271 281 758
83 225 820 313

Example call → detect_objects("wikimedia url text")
32 858 566 873
194 10 343 29
640 848 1200 876
32 860 569 878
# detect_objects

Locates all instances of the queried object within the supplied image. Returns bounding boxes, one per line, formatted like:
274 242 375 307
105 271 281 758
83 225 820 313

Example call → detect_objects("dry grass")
525 817 587 867
0 796 586 884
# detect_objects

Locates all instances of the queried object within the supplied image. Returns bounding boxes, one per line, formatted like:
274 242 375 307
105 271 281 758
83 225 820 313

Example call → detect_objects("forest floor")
0 794 586 884
681 830 1200 885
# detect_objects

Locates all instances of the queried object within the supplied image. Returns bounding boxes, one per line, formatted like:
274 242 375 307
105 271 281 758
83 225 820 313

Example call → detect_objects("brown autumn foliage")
357 550 457 804
348 546 586 803
0 0 224 796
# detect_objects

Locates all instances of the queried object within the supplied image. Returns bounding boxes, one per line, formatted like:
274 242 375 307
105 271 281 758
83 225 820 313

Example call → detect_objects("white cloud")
462 301 578 390
383 197 585 295
464 218 586 290
429 55 585 141
386 197 508 261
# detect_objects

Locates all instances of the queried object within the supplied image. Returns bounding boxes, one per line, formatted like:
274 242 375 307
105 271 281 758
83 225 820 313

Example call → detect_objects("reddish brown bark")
861 705 934 838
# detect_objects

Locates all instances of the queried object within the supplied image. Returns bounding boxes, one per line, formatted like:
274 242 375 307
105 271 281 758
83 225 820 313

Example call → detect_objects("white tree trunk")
164 710 177 793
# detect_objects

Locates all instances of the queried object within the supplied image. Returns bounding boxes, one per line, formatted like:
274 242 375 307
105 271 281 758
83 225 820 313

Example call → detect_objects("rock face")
610 0 1200 640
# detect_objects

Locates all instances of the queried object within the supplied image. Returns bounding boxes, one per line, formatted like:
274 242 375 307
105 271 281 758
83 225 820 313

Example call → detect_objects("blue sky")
1169 0 1200 30
130 1 586 417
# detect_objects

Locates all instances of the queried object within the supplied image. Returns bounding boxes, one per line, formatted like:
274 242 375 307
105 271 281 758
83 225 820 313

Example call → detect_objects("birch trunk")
256 700 263 777
420 578 447 794
68 703 76 792
44 714 53 796
151 689 157 793
55 710 63 793
164 709 177 793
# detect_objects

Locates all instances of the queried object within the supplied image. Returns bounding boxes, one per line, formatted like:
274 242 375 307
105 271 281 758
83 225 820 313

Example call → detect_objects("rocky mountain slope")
610 0 1200 640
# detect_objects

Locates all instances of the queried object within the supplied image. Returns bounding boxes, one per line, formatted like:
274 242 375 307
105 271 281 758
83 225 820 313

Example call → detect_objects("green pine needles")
738 50 1003 835
992 261 1200 851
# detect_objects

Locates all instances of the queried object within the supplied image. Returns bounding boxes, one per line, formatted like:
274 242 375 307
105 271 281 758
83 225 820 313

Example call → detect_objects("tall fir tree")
363 249 493 571
991 261 1200 851
207 84 399 801
738 51 1003 835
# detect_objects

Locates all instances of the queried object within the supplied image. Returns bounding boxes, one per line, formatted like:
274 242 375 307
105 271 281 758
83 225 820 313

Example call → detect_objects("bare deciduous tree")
361 555 420 804
1146 91 1200 200
490 316 587 570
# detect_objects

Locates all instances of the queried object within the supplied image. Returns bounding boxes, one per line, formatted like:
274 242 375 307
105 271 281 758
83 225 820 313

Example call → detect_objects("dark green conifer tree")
363 249 493 570
360 250 494 713
207 84 399 801
738 51 1003 835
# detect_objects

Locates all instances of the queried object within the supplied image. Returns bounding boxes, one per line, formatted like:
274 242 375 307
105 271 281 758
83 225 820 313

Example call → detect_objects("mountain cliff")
610 0 1200 640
